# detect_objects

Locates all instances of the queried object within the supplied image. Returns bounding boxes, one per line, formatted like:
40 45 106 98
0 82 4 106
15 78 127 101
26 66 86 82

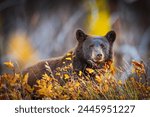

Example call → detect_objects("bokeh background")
0 0 150 78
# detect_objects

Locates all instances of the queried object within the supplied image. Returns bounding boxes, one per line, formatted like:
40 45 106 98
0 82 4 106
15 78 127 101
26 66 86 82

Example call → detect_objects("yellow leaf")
103 84 109 93
68 63 73 68
75 82 80 87
86 68 94 74
15 73 20 78
24 84 34 93
42 73 51 81
104 80 108 83
36 80 41 85
78 71 82 76
95 75 102 83
64 74 70 79
4 61 14 68
66 52 72 56
118 80 122 85
56 72 61 76
48 84 52 90
22 73 29 85
65 57 72 61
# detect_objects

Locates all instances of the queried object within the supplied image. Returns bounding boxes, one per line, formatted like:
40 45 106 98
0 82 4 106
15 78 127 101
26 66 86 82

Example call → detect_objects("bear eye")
100 44 105 48
89 44 94 48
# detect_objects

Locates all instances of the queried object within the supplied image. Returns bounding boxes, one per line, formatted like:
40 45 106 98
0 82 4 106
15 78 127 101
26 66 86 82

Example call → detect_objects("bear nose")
97 54 102 58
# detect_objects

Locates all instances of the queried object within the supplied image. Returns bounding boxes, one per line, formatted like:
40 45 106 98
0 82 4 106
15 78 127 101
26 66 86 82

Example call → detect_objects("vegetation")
0 52 150 100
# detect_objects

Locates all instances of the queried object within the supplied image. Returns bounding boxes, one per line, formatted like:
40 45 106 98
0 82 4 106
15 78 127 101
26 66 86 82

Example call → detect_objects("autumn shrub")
0 52 150 100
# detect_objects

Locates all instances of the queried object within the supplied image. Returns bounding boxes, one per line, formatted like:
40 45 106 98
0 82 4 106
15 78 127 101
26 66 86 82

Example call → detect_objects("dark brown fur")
23 53 73 86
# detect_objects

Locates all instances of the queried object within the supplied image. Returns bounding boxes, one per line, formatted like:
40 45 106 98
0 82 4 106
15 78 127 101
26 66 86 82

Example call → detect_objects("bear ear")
76 29 87 42
105 31 116 44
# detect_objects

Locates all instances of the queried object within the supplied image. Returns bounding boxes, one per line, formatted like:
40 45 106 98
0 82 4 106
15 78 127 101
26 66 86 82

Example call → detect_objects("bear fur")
22 29 116 86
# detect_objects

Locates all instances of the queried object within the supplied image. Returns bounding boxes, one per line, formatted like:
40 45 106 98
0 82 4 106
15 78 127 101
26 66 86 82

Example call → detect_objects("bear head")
75 29 116 68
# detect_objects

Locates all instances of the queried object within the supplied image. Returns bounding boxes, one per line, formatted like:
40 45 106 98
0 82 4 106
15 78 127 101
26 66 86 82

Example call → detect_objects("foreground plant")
0 59 150 100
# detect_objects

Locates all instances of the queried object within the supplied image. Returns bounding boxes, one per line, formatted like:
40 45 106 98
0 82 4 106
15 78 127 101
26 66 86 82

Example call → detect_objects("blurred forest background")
0 0 150 80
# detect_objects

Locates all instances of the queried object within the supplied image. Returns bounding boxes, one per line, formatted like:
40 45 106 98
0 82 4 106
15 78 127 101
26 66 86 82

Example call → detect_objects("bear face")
74 29 116 69
83 36 110 64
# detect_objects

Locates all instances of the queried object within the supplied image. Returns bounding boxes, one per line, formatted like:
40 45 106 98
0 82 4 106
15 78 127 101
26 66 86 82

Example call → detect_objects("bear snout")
96 53 102 58
95 54 104 62
94 50 104 61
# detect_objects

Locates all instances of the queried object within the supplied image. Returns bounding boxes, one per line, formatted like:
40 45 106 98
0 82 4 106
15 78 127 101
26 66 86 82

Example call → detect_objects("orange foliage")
0 52 150 100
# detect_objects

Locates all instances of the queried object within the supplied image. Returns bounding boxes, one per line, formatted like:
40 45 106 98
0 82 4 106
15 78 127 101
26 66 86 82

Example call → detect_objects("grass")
0 52 150 100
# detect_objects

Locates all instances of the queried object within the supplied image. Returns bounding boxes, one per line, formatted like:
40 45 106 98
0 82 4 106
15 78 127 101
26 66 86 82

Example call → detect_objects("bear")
22 29 116 86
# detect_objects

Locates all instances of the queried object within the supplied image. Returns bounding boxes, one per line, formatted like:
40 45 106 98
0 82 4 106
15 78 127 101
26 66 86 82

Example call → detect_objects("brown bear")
23 29 116 86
